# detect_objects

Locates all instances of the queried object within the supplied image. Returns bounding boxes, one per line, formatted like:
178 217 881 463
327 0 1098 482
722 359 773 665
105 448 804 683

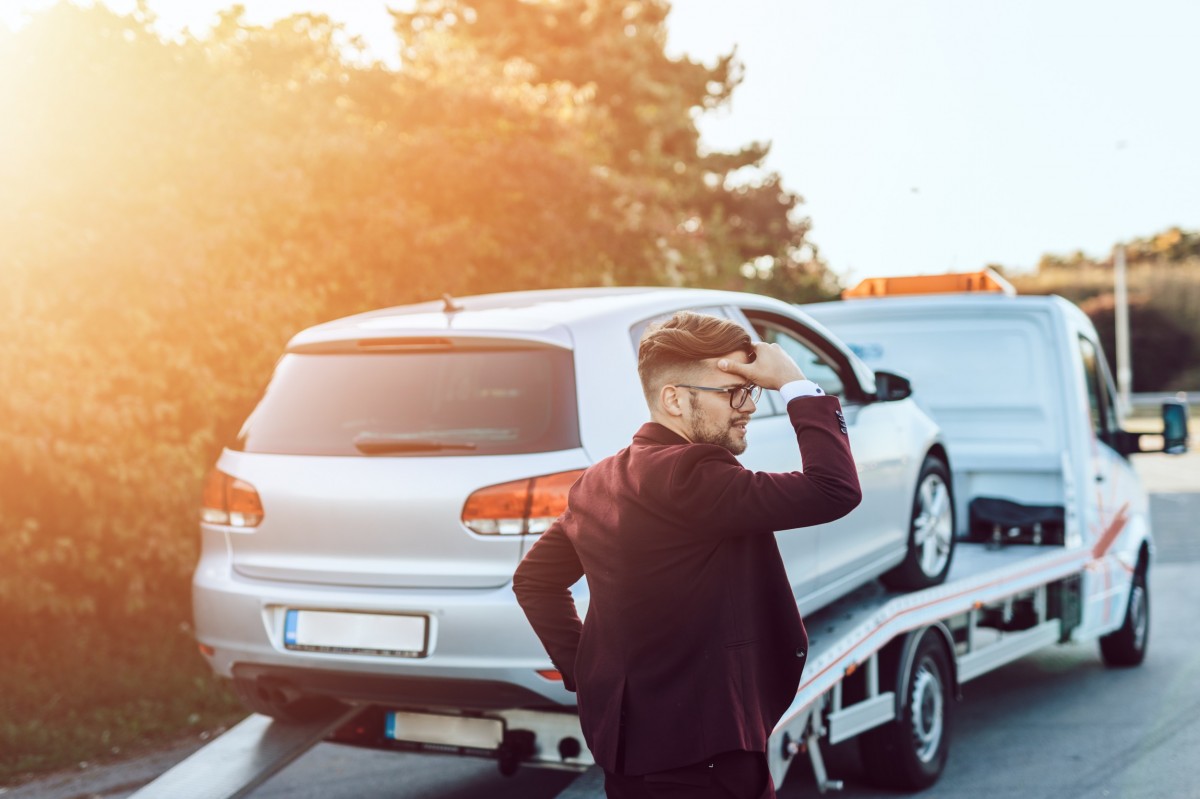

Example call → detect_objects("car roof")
287 286 797 350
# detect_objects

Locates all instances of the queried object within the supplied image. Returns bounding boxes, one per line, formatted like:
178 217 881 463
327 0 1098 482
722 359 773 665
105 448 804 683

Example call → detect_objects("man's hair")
637 311 753 405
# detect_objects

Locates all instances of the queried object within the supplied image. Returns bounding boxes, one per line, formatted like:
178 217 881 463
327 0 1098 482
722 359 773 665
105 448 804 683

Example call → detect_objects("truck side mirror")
875 370 912 402
1162 400 1190 454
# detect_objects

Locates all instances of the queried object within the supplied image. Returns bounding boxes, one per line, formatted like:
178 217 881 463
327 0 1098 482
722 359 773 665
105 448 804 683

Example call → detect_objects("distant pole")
1114 245 1132 414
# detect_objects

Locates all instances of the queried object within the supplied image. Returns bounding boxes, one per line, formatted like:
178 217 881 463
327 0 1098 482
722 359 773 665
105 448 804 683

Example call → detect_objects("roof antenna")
442 293 464 313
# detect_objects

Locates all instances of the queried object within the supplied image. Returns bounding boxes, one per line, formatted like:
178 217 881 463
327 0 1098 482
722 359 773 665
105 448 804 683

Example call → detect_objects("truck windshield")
232 348 580 456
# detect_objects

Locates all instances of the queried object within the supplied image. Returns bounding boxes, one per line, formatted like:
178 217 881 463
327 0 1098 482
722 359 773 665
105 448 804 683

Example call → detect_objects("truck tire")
883 457 955 591
232 677 345 724
1099 566 1149 667
859 631 953 790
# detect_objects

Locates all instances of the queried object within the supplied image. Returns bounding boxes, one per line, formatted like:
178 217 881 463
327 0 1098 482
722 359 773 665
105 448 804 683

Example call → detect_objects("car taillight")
462 469 584 535
201 468 264 528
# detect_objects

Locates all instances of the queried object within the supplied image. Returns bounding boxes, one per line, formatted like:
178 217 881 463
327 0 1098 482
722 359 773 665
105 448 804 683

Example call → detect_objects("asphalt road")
8 453 1199 799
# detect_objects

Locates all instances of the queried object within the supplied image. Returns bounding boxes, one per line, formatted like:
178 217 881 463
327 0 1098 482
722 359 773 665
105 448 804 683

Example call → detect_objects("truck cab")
803 273 1188 645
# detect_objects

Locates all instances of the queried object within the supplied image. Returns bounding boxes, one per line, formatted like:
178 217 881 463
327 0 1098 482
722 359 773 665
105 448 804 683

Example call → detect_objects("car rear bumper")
192 530 578 711
228 662 558 710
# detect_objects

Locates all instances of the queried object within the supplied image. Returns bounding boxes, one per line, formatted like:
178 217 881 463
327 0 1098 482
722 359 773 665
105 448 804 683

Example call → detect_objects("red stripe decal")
1091 503 1130 559
788 508 1132 709
793 548 1085 694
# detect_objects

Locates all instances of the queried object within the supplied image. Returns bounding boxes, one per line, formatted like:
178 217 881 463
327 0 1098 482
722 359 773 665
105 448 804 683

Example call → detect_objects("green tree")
391 0 835 300
1079 294 1195 391
1034 226 1200 272
0 1 835 624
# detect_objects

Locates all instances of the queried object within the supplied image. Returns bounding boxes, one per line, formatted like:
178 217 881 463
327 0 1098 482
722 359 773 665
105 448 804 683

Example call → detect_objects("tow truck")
132 271 1189 798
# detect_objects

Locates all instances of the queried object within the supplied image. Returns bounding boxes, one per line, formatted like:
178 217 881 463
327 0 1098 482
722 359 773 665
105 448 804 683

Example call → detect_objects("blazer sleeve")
668 395 862 537
511 513 584 691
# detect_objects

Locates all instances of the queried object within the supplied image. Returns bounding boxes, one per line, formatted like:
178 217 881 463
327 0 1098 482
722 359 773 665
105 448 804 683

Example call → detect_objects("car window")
628 305 786 416
752 321 846 400
233 349 580 456
1079 335 1118 443
628 305 733 349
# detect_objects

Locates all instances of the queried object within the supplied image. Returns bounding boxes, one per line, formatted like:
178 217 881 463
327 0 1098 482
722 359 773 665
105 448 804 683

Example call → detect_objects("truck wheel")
232 677 345 724
859 631 953 790
1100 567 1149 667
883 457 955 590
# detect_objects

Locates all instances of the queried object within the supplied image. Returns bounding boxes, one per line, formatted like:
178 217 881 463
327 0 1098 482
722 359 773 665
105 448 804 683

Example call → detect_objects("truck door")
1079 335 1130 509
1078 335 1140 633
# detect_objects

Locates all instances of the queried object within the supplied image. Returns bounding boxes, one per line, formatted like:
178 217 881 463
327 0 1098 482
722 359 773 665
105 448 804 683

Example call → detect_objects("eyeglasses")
673 383 762 410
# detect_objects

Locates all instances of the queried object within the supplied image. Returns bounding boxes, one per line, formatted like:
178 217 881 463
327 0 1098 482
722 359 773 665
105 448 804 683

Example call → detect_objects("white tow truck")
133 272 1188 798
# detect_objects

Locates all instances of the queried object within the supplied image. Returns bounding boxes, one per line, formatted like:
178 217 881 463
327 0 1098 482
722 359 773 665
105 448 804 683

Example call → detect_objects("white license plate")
283 610 428 657
385 711 504 750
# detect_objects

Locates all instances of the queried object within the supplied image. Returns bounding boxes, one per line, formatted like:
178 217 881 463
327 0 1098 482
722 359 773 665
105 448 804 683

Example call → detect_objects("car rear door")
624 304 826 602
740 309 909 608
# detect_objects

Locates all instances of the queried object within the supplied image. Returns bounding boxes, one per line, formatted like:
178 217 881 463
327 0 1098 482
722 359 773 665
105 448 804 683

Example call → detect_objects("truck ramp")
128 706 362 799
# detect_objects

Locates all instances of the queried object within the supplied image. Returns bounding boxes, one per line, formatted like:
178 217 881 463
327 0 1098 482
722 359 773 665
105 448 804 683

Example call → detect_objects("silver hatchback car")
193 287 954 721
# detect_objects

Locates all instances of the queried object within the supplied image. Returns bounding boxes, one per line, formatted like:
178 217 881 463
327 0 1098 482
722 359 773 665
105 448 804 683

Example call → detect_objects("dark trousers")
603 750 774 799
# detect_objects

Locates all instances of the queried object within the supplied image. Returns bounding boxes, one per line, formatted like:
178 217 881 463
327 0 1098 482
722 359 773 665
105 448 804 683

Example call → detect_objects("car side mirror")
874 370 912 402
1163 400 1190 454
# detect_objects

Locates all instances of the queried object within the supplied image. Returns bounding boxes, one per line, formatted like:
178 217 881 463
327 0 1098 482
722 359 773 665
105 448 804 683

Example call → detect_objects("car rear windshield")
232 347 580 456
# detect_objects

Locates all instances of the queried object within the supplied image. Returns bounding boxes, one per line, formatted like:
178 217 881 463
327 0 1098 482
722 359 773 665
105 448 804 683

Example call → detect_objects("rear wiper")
353 437 478 455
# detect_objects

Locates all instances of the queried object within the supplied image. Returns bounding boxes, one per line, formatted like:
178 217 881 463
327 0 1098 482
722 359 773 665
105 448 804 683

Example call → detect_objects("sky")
5 0 1198 281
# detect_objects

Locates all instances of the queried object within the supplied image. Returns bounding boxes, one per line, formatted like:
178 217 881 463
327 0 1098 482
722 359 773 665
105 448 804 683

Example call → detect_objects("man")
513 311 862 798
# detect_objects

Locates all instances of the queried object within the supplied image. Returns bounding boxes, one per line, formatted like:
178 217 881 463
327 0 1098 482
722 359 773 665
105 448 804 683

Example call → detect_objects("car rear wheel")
883 456 955 591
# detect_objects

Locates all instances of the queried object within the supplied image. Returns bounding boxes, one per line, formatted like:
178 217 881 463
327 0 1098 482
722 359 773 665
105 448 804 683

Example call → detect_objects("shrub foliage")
0 2 836 622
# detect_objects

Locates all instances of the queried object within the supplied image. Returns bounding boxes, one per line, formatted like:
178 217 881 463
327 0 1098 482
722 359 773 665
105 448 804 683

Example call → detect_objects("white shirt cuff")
779 379 825 403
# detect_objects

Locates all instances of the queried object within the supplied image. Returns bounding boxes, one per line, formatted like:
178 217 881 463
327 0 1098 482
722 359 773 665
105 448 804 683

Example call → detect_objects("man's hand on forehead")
717 342 806 391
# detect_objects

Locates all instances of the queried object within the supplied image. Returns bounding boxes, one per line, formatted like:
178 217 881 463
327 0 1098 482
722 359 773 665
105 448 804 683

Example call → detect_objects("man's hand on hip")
718 342 806 390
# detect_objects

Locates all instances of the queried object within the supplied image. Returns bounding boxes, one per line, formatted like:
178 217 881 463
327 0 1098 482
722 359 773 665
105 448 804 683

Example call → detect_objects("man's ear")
659 384 686 418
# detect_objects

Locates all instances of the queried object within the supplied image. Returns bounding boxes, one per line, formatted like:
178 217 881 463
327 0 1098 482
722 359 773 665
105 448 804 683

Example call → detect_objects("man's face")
680 349 758 455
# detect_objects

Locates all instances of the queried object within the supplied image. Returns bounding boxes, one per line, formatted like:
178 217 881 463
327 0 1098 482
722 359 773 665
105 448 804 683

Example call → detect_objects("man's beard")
689 401 749 455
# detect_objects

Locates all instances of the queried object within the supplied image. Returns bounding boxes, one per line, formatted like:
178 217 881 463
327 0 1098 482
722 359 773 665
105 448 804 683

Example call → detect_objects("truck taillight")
462 470 584 535
201 468 264 528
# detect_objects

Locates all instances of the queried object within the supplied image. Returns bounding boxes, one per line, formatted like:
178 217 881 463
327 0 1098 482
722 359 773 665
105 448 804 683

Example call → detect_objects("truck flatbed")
769 541 1096 788
800 541 1087 704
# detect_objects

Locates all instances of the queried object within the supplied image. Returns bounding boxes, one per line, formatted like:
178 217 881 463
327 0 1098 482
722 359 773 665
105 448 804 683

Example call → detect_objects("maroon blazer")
512 395 862 776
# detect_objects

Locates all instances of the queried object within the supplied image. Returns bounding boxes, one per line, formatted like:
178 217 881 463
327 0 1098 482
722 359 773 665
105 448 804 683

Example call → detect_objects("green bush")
0 2 837 628
0 609 243 780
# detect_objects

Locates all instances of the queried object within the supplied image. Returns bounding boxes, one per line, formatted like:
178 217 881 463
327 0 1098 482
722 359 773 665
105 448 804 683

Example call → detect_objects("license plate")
385 711 504 750
283 610 428 657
